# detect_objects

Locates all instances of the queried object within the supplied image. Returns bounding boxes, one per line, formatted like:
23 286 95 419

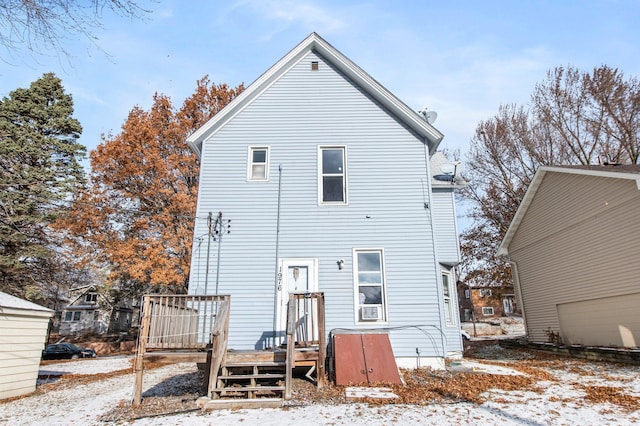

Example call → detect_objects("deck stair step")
212 359 287 400
218 373 285 380
199 397 283 410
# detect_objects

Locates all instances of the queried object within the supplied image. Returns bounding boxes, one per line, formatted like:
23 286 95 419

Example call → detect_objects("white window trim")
482 307 494 316
64 311 81 322
352 248 388 325
246 146 270 182
441 270 456 326
318 145 348 205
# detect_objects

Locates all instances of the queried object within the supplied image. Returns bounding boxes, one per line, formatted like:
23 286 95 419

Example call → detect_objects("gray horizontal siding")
509 174 640 344
431 189 461 265
189 51 458 357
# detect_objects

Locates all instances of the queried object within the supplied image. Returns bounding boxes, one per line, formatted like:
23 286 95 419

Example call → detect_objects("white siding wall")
189 52 458 358
0 309 51 399
508 172 640 345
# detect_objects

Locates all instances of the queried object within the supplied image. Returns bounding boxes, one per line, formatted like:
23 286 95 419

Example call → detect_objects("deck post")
207 296 230 398
316 292 326 388
285 296 297 399
133 296 152 405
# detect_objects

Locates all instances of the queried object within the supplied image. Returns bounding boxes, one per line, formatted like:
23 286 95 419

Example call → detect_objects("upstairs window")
319 147 347 204
480 289 492 297
85 293 98 303
354 249 387 323
248 147 269 181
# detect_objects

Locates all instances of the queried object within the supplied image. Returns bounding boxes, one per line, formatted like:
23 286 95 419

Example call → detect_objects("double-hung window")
442 270 455 325
319 146 346 204
354 249 386 323
248 147 269 181
64 311 81 322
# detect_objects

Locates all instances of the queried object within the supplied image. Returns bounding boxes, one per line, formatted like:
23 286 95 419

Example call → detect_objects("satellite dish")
417 107 438 124
440 164 455 175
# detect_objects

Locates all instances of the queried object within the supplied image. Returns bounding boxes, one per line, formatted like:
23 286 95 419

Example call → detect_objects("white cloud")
233 0 346 38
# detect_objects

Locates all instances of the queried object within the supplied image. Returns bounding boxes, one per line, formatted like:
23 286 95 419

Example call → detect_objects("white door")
276 259 318 345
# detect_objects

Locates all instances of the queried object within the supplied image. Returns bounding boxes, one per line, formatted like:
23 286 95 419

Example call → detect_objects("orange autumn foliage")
62 77 243 294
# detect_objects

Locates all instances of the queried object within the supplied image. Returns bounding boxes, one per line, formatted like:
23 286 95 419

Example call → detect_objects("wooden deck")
132 292 326 408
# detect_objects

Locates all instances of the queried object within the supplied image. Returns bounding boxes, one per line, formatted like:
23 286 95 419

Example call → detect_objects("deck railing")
141 294 229 349
133 294 231 405
285 292 326 397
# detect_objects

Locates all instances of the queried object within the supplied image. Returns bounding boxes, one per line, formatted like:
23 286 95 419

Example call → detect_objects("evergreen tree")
0 72 85 301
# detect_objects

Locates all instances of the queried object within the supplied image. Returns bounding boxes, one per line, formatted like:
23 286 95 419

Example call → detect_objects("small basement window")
482 307 494 316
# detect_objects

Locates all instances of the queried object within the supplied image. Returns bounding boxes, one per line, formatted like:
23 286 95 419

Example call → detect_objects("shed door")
276 259 318 344
334 333 401 385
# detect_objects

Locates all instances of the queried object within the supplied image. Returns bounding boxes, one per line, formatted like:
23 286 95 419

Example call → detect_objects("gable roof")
0 291 53 313
67 286 113 308
498 165 640 256
186 32 444 158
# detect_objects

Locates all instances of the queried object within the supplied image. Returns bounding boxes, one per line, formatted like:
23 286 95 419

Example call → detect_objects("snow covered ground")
1 351 639 425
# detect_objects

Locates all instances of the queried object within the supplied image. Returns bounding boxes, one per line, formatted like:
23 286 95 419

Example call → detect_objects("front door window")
277 259 318 345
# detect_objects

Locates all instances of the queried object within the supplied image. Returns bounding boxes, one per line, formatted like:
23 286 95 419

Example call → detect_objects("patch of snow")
38 355 133 384
345 387 398 399
449 360 526 376
1 354 639 425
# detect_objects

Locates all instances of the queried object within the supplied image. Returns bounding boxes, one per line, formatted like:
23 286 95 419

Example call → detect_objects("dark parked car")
42 343 97 360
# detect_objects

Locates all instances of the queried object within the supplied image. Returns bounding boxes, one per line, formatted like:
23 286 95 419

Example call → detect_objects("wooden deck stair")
201 359 286 409
202 293 326 409
133 292 326 410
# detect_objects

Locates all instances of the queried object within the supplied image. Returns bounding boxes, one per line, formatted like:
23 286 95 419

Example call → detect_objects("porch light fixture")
337 259 345 270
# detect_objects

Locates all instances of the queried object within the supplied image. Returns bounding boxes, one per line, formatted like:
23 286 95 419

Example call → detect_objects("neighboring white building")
499 165 640 348
0 291 53 399
59 286 135 336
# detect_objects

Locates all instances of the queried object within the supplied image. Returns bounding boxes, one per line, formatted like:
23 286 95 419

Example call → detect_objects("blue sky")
2 0 640 164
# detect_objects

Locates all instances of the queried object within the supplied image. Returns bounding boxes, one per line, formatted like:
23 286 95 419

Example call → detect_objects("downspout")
423 141 447 361
508 259 527 337
272 165 283 348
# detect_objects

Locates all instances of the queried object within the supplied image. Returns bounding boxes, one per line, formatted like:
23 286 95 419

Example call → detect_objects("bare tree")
461 65 640 290
0 0 151 60
585 66 640 164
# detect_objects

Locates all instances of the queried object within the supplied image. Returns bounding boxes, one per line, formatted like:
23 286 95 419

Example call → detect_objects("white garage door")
557 293 640 348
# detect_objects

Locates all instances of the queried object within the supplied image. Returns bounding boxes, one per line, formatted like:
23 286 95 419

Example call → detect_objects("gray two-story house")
186 33 464 369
